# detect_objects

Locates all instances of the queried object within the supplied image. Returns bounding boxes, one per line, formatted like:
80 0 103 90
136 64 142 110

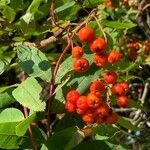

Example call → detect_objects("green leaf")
0 122 32 149
0 51 16 75
55 1 75 13
53 114 84 133
0 108 24 123
105 141 127 150
0 5 16 22
0 84 18 93
118 75 144 82
68 64 101 94
130 100 145 111
102 21 137 29
16 45 52 82
27 0 43 14
83 0 105 8
12 77 46 111
55 56 73 83
73 140 111 150
0 88 16 108
16 112 44 136
117 116 141 131
44 126 80 150
93 125 120 140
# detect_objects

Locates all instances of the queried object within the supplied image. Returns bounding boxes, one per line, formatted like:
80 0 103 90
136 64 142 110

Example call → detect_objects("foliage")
0 0 150 149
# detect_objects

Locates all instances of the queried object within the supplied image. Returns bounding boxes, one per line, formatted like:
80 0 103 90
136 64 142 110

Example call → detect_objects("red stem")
47 35 72 136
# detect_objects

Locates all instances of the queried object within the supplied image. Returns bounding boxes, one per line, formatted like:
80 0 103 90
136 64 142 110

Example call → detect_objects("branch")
47 33 72 136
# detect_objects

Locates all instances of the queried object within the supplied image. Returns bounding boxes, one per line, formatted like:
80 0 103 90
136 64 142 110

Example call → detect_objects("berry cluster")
65 26 130 124
65 70 130 124
128 40 150 61
65 80 118 124
72 26 122 73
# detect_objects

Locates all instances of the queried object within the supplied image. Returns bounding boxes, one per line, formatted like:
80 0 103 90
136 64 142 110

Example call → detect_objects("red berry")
106 112 118 124
90 38 106 53
117 96 129 107
120 82 129 93
87 93 102 108
112 83 126 95
105 1 115 9
66 90 80 104
82 113 94 123
104 71 117 84
73 58 89 73
90 80 105 95
93 53 108 67
108 51 121 64
77 96 89 111
95 103 109 117
76 108 86 115
72 46 84 59
77 27 95 42
65 102 76 112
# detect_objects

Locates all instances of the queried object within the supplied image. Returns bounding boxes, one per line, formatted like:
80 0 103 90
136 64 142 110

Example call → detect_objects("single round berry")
87 93 102 108
90 80 105 95
120 82 129 94
95 103 109 117
112 83 126 95
77 27 95 42
117 96 129 107
66 90 80 104
106 112 118 124
73 58 89 73
104 71 117 84
65 102 76 112
108 51 121 64
90 38 106 53
77 96 89 111
72 46 84 59
82 113 94 123
93 53 108 67
105 1 115 9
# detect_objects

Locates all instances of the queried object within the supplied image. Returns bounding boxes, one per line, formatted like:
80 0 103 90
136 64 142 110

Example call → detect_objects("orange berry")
77 96 89 111
95 103 109 117
117 96 129 107
90 38 106 53
120 82 129 93
105 1 115 10
72 46 84 59
108 51 121 64
87 93 102 108
90 80 105 95
93 53 108 67
77 27 95 42
106 112 118 124
112 83 126 95
82 113 94 123
65 102 76 112
66 90 80 104
104 71 117 84
73 58 89 73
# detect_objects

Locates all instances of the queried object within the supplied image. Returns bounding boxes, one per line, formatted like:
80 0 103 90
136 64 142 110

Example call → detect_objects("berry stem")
94 16 107 43
47 33 72 136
